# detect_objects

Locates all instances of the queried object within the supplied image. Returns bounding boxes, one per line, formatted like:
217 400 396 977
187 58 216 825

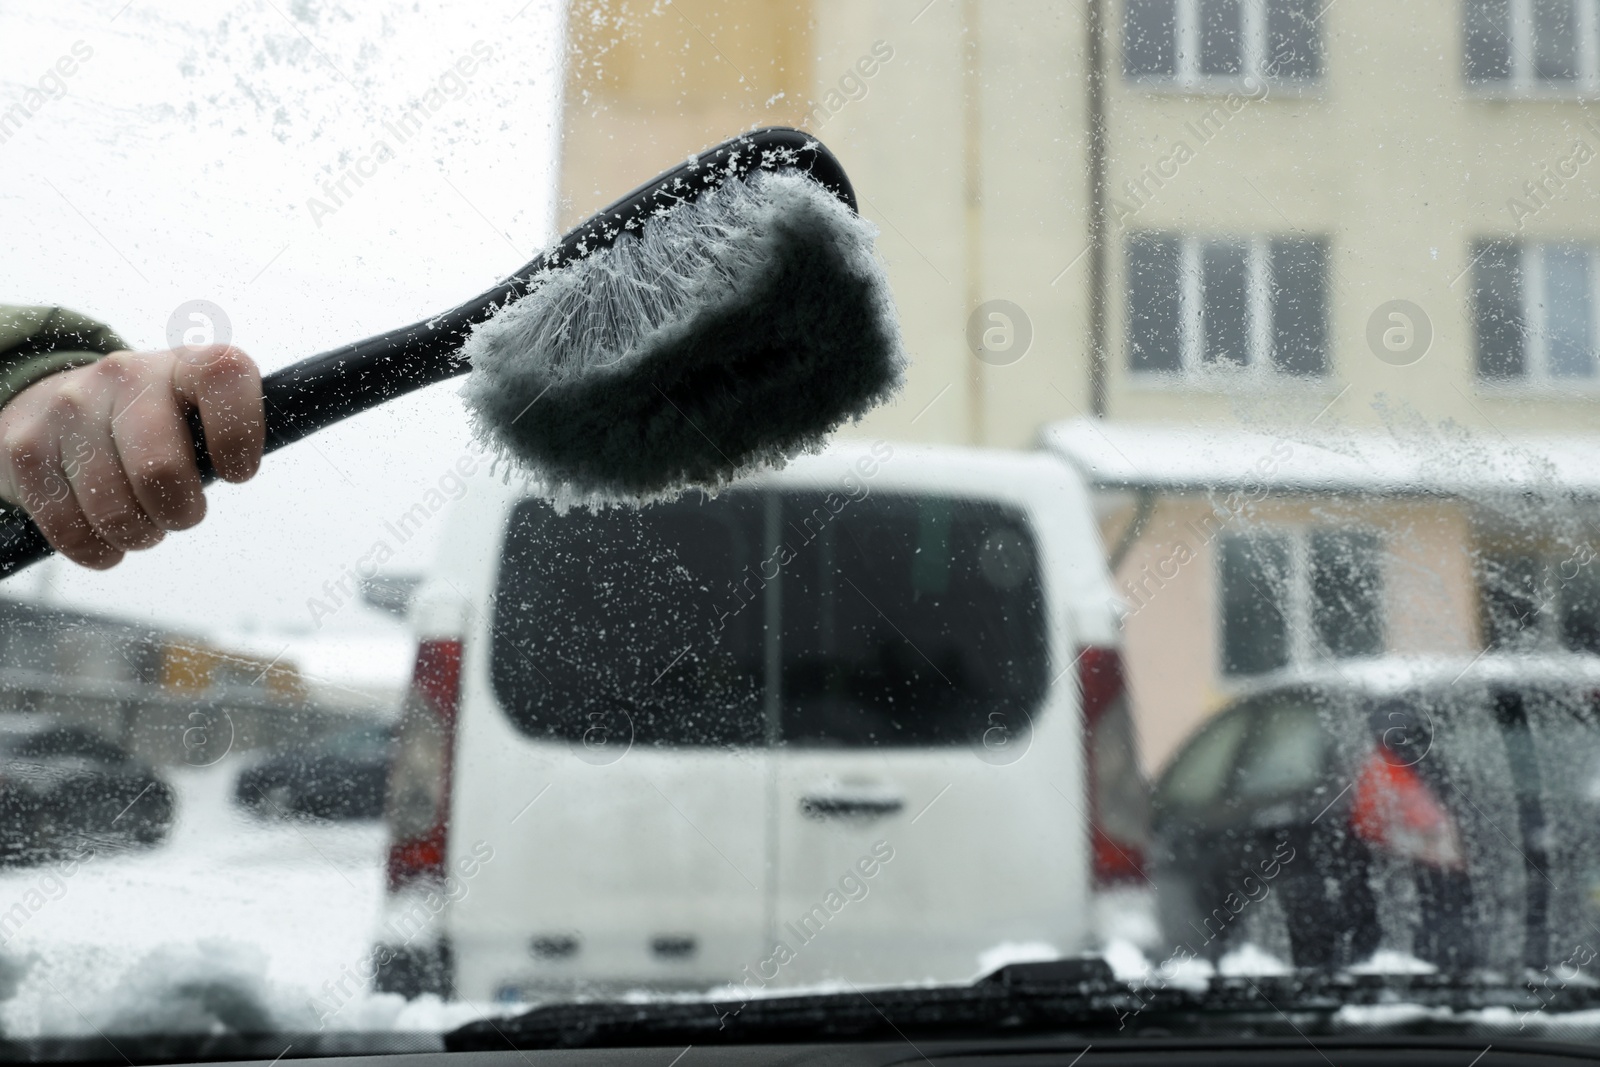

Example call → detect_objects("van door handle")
799 791 905 819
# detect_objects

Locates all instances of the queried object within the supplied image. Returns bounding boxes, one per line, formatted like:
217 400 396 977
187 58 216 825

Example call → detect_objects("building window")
1473 240 1600 382
1465 0 1600 92
1477 541 1600 652
1123 0 1323 86
1127 233 1329 380
1220 529 1384 676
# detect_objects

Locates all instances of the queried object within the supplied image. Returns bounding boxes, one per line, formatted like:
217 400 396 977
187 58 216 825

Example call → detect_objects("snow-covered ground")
0 765 1531 1043
0 761 487 1039
0 761 1178 1041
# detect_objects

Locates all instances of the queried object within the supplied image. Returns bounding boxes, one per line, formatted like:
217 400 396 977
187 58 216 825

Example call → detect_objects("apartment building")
557 0 1600 768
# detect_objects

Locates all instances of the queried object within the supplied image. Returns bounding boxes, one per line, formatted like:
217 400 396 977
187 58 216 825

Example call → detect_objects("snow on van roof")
1039 418 1600 497
776 438 1066 478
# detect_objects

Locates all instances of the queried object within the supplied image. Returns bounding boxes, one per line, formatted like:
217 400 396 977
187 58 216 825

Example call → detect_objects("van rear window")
490 490 1048 748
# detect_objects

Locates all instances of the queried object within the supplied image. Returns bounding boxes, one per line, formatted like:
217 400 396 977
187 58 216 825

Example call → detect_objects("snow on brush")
0 763 493 1038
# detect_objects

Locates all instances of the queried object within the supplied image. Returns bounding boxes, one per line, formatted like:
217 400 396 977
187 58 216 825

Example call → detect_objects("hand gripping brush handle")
0 128 862 580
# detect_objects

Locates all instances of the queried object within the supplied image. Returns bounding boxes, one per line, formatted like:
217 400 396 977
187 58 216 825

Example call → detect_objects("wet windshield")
8 0 1600 1058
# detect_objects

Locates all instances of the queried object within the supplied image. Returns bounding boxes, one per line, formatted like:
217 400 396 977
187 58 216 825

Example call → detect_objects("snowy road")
0 760 485 1038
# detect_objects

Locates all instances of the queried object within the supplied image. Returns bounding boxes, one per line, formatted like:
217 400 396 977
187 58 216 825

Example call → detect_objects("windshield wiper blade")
445 961 1600 1051
446 960 1120 1050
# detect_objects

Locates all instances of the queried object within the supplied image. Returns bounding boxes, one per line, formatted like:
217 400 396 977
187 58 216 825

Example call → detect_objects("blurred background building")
557 0 1600 770
0 594 386 765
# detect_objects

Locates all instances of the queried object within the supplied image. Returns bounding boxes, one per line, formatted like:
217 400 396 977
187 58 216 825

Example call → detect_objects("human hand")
0 345 264 569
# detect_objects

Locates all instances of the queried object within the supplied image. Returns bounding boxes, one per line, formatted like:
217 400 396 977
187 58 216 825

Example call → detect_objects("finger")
3 415 122 568
60 400 165 553
107 355 207 531
171 345 264 483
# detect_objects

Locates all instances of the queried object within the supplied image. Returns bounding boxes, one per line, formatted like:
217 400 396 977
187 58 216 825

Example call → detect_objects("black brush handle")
0 126 855 580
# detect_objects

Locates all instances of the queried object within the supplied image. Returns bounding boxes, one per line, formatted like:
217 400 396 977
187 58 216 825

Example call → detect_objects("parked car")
235 722 394 822
0 714 175 866
370 442 1147 999
1151 654 1600 971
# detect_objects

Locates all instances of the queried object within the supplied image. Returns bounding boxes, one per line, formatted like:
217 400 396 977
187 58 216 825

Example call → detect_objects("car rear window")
1232 695 1330 800
490 490 1048 748
1155 707 1250 811
491 492 769 748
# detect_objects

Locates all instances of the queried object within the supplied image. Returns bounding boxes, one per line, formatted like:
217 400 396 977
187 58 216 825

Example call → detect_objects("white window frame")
1172 235 1278 380
1127 0 1320 91
1219 525 1386 675
1487 242 1600 386
1468 0 1600 96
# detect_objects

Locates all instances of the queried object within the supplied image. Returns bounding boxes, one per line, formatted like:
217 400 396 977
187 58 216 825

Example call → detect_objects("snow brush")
0 127 905 578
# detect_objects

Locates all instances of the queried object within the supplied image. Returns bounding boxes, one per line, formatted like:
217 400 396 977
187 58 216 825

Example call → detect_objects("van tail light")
385 638 463 893
1349 747 1466 871
1079 646 1151 888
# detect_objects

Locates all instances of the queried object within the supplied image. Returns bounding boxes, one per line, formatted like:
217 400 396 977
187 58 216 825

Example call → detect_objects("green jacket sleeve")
0 304 125 524
0 304 127 413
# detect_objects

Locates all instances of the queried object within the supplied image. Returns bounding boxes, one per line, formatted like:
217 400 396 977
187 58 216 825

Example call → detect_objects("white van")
370 442 1144 1003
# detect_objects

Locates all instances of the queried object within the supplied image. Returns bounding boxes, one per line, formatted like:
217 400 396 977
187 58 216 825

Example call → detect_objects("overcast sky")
0 0 565 687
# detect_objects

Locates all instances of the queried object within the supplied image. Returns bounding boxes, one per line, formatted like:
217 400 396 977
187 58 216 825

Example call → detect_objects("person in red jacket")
0 305 264 570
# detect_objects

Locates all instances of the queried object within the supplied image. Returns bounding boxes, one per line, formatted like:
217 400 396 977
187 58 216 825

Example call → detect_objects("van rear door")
763 490 1072 987
469 477 1087 996
473 496 772 995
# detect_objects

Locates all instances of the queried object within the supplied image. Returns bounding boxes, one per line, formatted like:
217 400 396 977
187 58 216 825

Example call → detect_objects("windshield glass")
8 0 1600 1058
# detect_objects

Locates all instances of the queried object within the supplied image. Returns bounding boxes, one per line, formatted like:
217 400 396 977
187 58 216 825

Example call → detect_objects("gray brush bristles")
459 167 905 507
